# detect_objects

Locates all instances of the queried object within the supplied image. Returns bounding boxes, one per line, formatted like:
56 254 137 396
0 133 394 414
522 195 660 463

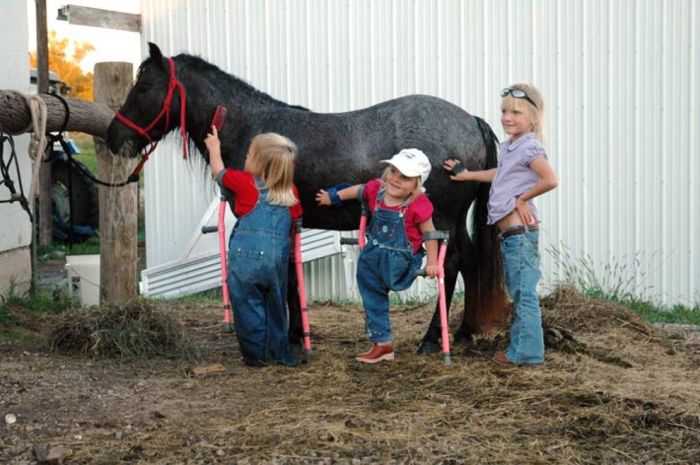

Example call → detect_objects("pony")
106 43 509 353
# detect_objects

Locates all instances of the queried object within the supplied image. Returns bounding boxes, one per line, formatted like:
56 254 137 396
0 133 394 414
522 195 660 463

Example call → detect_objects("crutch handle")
422 231 449 242
340 237 359 245
201 225 218 234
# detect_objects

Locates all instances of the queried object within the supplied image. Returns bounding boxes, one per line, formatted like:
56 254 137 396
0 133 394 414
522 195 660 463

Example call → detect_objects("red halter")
115 57 188 176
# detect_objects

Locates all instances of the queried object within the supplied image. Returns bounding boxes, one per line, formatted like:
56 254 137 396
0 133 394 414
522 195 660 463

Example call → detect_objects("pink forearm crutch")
294 219 313 358
201 192 234 333
419 231 451 365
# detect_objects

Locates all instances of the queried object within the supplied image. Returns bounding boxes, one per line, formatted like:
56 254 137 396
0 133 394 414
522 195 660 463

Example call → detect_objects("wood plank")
187 364 227 377
58 5 141 32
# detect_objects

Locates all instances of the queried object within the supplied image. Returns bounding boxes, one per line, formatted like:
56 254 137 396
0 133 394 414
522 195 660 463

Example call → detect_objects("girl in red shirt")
317 149 439 363
205 129 302 367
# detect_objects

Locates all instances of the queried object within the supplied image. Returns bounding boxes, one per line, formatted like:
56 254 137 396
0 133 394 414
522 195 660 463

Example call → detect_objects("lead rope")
0 130 33 222
23 93 49 217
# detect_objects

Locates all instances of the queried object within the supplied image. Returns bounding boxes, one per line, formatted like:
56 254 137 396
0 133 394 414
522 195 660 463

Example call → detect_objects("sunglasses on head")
501 87 538 109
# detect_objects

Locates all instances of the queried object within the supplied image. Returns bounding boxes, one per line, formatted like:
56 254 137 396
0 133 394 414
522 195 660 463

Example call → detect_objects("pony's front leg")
454 252 480 343
286 257 304 348
416 245 460 354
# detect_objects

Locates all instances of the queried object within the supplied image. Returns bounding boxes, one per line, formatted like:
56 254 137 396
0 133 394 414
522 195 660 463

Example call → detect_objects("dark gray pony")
106 43 509 353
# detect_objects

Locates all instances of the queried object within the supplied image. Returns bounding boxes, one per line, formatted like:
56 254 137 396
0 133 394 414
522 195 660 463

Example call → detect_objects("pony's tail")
470 116 510 332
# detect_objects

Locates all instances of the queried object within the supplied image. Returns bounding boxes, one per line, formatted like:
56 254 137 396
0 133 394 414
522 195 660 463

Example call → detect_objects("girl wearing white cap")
316 148 439 363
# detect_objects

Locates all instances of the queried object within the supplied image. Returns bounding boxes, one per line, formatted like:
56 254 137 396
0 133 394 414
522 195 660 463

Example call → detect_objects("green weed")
547 243 699 325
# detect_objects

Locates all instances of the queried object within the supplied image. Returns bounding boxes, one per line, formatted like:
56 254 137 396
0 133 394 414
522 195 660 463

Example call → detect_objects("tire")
51 157 99 239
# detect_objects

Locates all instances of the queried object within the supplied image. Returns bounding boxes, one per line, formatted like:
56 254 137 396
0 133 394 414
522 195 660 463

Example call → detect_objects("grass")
72 133 97 174
172 288 222 303
0 282 74 343
547 243 700 326
1 285 73 315
585 291 700 326
37 235 101 260
39 134 145 256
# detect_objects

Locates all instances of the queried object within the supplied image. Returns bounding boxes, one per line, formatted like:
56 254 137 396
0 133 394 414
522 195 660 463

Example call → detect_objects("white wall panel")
140 0 700 306
0 0 31 252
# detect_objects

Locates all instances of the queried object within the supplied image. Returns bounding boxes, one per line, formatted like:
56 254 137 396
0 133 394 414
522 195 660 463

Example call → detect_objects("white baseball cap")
381 148 432 185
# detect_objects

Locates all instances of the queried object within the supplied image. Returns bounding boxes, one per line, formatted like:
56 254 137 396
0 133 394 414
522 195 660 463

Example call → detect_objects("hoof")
290 342 303 356
416 340 441 355
453 327 474 344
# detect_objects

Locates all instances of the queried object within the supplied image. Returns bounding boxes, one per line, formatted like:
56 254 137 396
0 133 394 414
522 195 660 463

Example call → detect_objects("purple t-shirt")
487 132 547 225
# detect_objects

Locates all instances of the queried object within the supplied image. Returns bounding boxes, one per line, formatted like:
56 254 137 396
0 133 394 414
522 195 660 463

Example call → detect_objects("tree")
30 31 95 101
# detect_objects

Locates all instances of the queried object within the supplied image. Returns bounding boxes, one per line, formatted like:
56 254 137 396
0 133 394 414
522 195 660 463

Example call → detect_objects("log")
0 90 113 138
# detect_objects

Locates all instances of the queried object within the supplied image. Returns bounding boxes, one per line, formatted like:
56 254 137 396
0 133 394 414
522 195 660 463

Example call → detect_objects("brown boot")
355 343 395 363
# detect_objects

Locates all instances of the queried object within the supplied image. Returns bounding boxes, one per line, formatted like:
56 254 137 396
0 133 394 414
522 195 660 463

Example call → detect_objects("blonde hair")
380 165 423 202
500 82 545 142
246 133 298 207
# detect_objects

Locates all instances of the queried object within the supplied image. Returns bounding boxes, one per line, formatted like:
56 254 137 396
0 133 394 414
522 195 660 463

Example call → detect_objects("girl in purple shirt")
444 83 558 366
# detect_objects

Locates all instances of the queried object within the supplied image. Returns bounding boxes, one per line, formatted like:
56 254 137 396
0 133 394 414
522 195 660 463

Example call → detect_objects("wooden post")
93 62 137 304
35 0 52 246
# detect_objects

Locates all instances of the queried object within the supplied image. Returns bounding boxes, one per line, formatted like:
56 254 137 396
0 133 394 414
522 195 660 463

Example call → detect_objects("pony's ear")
148 43 164 60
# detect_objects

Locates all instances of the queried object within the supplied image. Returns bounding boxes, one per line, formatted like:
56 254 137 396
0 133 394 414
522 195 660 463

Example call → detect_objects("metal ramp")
139 198 342 298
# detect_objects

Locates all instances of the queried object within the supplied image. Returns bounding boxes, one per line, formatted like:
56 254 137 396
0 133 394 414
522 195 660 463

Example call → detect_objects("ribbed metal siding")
0 0 32 253
141 0 699 305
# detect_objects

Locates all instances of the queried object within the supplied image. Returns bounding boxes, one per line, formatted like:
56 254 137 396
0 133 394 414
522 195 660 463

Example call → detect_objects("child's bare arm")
442 159 497 182
204 126 224 179
515 158 558 224
419 218 440 278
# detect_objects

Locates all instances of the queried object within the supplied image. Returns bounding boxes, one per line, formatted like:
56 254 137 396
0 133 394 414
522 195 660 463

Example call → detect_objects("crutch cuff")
422 231 449 241
326 182 351 206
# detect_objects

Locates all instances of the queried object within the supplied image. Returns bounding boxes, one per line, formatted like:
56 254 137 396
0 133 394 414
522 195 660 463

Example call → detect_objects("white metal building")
137 0 699 306
0 0 32 296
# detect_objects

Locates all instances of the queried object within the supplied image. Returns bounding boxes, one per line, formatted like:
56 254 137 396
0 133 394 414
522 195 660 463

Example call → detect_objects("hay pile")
49 300 199 359
91 288 699 465
22 288 696 464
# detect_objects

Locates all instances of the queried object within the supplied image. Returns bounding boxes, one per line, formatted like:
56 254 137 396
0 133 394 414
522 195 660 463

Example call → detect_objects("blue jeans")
357 242 423 344
500 230 544 365
226 180 299 367
356 188 423 344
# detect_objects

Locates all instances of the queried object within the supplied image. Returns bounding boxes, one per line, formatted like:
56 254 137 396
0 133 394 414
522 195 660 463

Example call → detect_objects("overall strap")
376 183 413 216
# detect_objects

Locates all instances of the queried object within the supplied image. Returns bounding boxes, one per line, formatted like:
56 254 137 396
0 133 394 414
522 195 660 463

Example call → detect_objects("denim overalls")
500 226 544 365
227 178 298 367
356 187 424 344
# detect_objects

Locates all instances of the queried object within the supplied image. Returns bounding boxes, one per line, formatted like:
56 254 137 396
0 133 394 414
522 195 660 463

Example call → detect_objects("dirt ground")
1 288 699 465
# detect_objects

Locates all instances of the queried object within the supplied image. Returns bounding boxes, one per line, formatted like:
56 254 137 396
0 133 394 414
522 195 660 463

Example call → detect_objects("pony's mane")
177 53 304 109
136 52 309 111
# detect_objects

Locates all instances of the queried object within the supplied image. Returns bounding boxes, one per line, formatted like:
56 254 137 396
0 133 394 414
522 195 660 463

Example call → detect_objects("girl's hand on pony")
515 197 537 225
442 158 470 181
315 189 331 206
204 126 220 154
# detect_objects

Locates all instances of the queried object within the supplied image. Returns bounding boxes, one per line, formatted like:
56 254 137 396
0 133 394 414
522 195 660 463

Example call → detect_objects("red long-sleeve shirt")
220 168 303 223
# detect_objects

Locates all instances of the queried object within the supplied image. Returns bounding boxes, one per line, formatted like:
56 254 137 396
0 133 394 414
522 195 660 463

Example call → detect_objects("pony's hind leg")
458 218 511 341
454 234 481 343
